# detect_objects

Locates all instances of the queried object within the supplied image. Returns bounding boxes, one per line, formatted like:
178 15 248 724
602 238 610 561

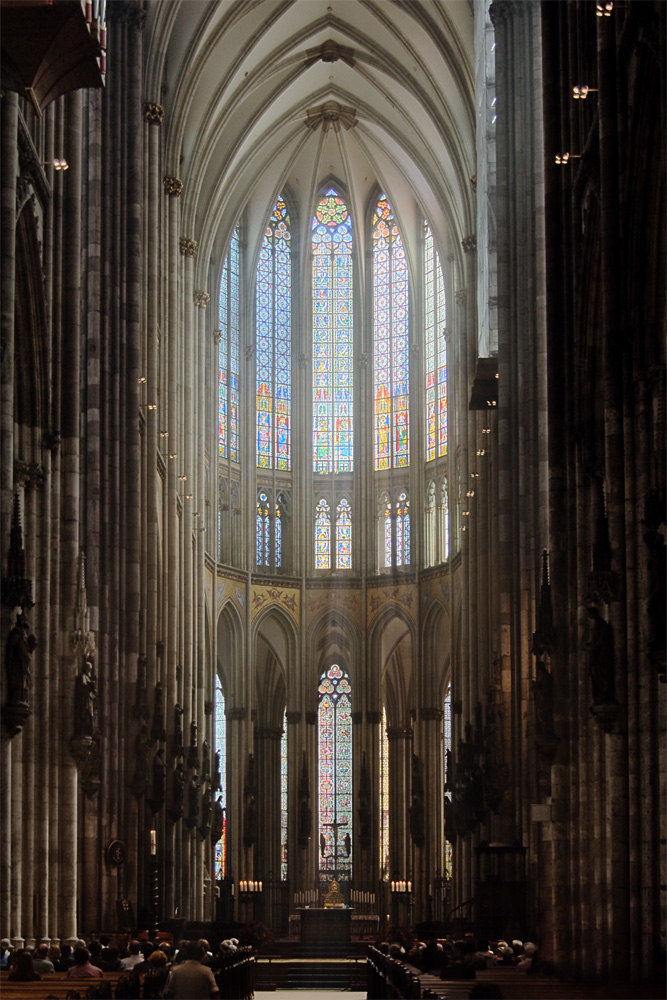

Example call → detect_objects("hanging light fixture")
573 85 598 100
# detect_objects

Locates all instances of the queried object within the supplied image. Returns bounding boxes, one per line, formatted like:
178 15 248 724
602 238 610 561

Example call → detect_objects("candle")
150 830 157 855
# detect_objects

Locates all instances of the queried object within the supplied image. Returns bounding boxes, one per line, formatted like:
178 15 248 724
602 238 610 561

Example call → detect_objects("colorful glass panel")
315 497 331 570
380 707 389 879
424 223 447 460
318 664 352 881
214 686 226 880
281 711 288 880
257 491 270 567
336 497 352 570
256 196 291 470
275 503 282 569
312 189 354 473
373 195 409 470
395 492 410 567
383 494 392 568
219 226 240 461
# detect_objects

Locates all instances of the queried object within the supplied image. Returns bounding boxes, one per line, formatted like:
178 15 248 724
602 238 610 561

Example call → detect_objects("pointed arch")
216 598 245 699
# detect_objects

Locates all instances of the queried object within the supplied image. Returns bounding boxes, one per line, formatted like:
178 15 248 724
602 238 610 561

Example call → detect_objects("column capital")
285 711 302 724
489 1 524 26
305 711 318 725
144 102 164 125
461 235 477 254
193 291 210 308
366 710 381 725
386 726 411 741
227 707 246 721
180 238 198 258
163 176 183 198
455 288 467 306
351 711 363 725
213 329 223 345
419 707 443 721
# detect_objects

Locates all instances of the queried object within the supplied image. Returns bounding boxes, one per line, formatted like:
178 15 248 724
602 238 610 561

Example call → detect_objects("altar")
298 905 352 944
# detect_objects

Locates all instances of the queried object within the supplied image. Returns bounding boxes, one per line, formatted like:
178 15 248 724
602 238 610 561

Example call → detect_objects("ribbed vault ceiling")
144 0 475 282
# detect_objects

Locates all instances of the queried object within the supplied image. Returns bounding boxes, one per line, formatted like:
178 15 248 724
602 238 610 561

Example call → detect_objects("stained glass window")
256 491 270 567
315 497 331 570
396 492 410 566
214 685 227 880
336 497 352 570
373 194 409 470
256 196 291 470
379 706 389 879
275 502 282 569
382 493 392 568
280 711 288 880
439 477 449 561
425 222 447 461
318 664 352 882
312 189 354 474
219 226 240 461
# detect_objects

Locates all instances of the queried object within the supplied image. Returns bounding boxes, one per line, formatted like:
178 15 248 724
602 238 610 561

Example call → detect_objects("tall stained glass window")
425 223 447 461
315 497 331 570
373 194 409 470
280 711 288 880
256 491 270 567
256 195 291 470
318 664 352 881
214 685 227 879
396 492 410 566
219 225 240 461
335 498 352 570
379 707 389 879
312 189 354 474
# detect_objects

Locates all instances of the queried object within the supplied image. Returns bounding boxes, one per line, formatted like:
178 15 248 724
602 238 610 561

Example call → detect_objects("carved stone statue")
132 723 151 795
211 795 224 844
5 611 36 707
149 747 167 812
243 793 258 848
320 832 326 858
343 832 351 857
186 770 200 828
151 681 165 742
199 785 213 838
213 750 222 793
174 704 184 753
74 658 97 737
202 739 211 781
298 798 312 849
587 605 616 705
169 759 185 822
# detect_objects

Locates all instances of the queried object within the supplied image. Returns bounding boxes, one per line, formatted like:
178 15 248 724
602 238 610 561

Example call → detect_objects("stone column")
163 175 182 917
386 726 411 899
143 101 164 705
194 287 209 921
0 89 18 938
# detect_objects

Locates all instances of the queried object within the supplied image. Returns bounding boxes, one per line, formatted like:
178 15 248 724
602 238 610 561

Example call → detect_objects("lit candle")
259 881 263 892
391 881 395 892
408 881 412 893
150 830 157 855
